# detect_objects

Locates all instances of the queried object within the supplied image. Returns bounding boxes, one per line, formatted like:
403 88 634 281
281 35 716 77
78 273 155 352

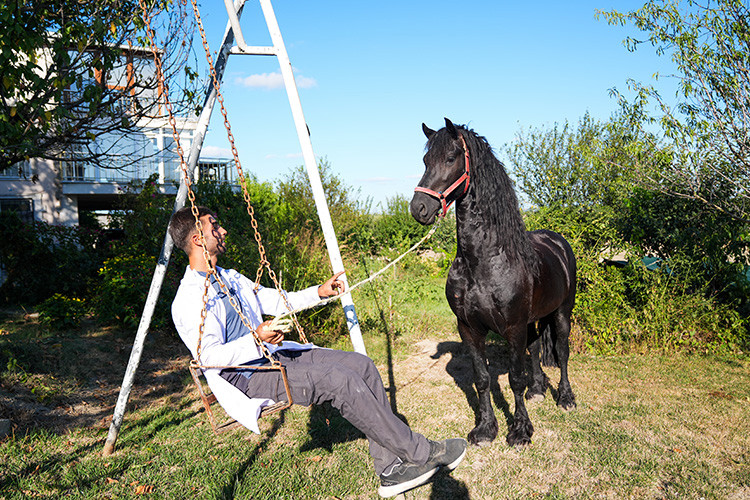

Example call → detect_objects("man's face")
198 214 227 256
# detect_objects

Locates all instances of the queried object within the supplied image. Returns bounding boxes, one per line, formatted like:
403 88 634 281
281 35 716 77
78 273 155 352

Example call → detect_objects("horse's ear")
422 123 436 139
444 118 458 139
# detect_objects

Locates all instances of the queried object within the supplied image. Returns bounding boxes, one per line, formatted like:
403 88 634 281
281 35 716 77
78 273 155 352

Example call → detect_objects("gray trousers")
241 348 430 475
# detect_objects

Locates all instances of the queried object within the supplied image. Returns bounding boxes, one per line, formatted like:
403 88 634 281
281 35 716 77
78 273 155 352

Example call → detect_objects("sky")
188 0 678 210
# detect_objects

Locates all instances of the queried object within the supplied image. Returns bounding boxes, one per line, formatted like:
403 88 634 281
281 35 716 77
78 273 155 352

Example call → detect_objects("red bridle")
414 134 471 218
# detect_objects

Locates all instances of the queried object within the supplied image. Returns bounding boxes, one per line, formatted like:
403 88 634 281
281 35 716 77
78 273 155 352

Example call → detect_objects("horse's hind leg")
552 310 576 411
457 321 498 446
526 323 549 403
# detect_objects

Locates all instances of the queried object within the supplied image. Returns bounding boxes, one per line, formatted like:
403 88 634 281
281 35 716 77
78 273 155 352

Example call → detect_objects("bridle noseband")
414 134 471 218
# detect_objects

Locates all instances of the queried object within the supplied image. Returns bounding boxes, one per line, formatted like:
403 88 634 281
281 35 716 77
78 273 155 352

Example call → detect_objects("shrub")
37 294 88 329
524 205 747 354
0 212 107 306
92 254 173 329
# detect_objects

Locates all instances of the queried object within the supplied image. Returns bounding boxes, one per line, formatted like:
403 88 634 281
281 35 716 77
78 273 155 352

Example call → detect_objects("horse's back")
527 229 576 315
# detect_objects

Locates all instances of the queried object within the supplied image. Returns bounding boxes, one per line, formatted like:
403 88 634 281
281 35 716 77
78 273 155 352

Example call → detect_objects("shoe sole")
445 445 467 471
377 467 439 498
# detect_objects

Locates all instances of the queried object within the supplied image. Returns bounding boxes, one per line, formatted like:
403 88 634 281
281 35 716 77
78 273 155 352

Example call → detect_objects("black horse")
410 118 577 447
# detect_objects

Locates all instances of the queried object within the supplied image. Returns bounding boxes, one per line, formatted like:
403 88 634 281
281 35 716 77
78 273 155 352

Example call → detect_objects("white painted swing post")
256 0 367 355
101 3 243 456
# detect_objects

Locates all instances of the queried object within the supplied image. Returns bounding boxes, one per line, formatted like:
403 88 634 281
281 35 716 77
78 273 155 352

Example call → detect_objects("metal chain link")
188 0 308 344
139 0 284 369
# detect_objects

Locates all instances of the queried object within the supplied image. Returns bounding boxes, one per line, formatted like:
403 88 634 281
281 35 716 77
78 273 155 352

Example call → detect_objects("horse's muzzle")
410 192 439 225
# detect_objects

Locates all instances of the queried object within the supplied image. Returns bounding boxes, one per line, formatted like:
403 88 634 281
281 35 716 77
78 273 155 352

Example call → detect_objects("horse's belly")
446 259 528 330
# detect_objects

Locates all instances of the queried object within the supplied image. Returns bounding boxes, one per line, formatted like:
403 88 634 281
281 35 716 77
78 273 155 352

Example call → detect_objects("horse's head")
410 118 471 225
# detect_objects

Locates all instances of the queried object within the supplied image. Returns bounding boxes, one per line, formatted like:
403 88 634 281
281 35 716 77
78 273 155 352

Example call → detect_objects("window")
0 199 34 224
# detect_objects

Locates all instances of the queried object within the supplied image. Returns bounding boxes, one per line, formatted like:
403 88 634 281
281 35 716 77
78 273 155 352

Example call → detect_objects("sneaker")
427 437 468 471
378 457 439 497
377 438 468 497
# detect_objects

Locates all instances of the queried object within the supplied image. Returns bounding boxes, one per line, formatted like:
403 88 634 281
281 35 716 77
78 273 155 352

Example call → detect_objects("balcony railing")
0 160 31 179
59 157 237 185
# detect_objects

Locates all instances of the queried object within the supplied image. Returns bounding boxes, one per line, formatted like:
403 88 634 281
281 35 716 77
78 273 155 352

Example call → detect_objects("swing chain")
188 0 308 344
138 0 284 369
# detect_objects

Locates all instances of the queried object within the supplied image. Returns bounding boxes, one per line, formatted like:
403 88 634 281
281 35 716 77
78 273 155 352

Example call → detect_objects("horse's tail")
540 319 559 368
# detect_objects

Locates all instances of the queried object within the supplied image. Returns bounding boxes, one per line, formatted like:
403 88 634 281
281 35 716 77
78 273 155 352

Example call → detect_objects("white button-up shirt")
171 265 321 433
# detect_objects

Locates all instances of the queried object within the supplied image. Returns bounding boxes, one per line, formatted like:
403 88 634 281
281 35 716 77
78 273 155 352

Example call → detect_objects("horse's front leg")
457 320 497 446
507 325 534 446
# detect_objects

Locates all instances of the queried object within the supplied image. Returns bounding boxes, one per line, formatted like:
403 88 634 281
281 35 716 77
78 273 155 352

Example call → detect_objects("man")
169 206 467 497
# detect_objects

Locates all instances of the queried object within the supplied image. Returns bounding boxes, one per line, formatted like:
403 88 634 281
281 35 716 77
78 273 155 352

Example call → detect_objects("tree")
0 0 199 171
598 0 750 222
506 111 655 211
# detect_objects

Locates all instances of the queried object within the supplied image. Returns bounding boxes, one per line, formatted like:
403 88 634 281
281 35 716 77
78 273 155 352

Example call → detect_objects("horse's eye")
447 156 456 163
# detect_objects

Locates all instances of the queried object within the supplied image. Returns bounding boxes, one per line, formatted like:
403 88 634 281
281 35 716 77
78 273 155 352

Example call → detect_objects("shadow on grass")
429 468 471 499
300 403 365 453
219 411 287 500
116 401 198 450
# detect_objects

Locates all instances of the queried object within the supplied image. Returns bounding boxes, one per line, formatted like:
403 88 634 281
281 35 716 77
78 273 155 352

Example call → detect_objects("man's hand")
256 320 284 345
318 271 346 298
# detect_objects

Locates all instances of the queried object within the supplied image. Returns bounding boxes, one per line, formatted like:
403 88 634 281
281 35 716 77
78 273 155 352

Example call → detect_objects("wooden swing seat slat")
188 363 293 434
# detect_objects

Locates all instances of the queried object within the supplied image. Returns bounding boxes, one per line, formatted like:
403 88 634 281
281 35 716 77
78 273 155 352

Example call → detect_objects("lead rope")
272 218 443 321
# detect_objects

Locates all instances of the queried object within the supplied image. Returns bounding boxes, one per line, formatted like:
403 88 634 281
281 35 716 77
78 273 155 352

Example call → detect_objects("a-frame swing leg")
103 0 366 456
228 0 367 355
102 5 242 457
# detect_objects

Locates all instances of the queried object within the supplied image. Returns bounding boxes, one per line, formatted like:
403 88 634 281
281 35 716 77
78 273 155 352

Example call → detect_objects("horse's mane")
434 124 539 273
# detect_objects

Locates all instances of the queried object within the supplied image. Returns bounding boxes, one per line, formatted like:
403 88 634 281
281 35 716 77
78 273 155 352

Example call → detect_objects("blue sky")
191 0 677 209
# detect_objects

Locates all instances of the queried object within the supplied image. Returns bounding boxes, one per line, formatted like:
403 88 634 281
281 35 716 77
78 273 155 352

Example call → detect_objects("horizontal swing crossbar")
230 46 277 55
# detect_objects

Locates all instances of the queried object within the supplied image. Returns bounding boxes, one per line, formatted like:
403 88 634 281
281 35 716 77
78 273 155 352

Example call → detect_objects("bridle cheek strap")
414 134 471 218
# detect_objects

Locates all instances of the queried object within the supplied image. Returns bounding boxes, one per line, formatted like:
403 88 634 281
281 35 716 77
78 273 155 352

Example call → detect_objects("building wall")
0 159 79 226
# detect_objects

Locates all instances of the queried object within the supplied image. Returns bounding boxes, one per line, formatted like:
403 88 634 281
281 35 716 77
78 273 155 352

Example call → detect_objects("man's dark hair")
169 206 216 253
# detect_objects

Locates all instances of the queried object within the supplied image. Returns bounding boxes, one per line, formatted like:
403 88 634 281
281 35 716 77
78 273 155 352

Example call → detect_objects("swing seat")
188 363 293 434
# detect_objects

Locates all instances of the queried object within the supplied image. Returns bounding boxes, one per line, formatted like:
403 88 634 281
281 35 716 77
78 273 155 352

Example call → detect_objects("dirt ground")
0 324 193 437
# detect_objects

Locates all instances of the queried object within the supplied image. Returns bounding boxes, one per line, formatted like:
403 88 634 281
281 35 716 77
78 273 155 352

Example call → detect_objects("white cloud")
235 70 317 90
295 76 317 89
200 145 233 159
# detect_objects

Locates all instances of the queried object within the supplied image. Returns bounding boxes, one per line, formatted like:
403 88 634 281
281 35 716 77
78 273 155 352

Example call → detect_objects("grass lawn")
1 277 749 499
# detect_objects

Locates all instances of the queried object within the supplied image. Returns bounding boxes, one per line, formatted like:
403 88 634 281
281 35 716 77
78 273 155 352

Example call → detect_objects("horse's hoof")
558 392 577 411
506 420 533 447
525 392 545 403
468 426 497 447
506 432 532 447
559 400 577 411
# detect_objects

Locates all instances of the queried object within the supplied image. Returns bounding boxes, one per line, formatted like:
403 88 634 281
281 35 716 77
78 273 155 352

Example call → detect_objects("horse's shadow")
432 339 514 427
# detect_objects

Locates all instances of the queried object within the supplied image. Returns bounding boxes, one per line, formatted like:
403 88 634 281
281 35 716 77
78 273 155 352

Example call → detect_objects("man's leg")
243 348 430 475
290 348 430 475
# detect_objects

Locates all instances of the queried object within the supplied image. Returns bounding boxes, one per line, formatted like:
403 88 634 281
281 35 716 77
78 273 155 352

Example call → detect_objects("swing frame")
139 0 304 430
